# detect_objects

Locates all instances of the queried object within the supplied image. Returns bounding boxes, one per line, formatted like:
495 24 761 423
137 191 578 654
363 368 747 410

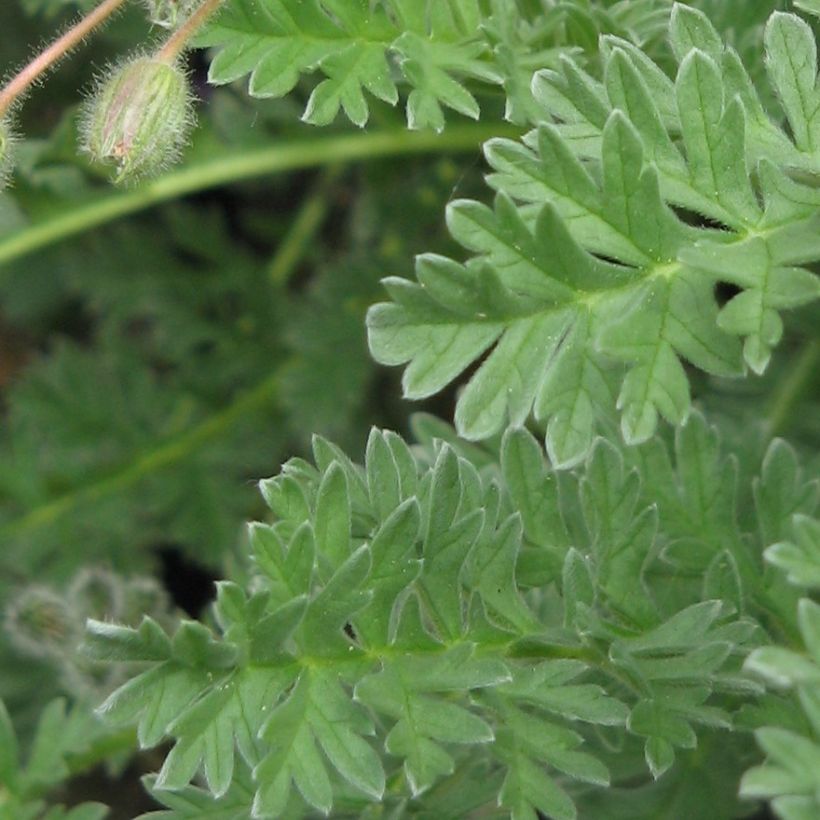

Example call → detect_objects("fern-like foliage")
198 0 675 129
2 1 817 818
82 409 815 819
366 5 820 467
740 513 820 820
0 104 489 740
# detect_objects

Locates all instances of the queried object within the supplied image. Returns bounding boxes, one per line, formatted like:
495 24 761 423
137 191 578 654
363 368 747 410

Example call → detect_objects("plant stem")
0 368 284 565
0 0 127 118
157 0 225 63
268 164 344 286
0 157 360 574
765 338 820 438
0 122 521 269
0 125 514 555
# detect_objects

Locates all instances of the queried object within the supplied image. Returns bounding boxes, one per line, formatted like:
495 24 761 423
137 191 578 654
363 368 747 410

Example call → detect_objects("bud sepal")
81 55 193 183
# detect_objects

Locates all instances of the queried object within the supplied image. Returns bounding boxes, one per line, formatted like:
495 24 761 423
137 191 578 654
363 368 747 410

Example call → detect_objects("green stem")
268 164 344 286
0 123 520 269
0 368 283 549
0 152 361 559
765 338 820 439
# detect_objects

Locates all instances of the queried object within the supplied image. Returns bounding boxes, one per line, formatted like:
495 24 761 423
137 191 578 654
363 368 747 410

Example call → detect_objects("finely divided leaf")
200 0 502 129
369 8 820 461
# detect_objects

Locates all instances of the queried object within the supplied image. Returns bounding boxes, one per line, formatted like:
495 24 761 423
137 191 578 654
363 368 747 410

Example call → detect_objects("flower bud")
4 585 79 659
82 56 193 183
68 567 125 622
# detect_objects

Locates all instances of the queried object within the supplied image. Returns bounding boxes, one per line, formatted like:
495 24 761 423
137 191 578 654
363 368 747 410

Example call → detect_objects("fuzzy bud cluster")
82 56 193 183
4 586 78 658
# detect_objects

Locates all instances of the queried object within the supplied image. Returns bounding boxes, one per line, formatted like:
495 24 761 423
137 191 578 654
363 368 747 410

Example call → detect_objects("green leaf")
597 272 735 443
369 7 820 459
628 696 696 778
497 661 629 726
396 32 500 130
143 768 256 818
156 668 293 797
200 0 502 128
620 600 724 654
364 428 404 521
742 728 820 802
414 445 483 640
755 440 819 546
500 426 568 583
97 664 209 748
465 513 539 632
313 461 352 573
496 723 578 820
255 669 384 815
764 12 820 154
303 42 398 127
765 515 820 588
354 498 422 648
22 698 111 795
580 438 657 625
83 616 171 663
562 548 595 628
250 596 309 663
356 644 507 795
668 4 723 62
505 707 610 786
250 521 315 605
745 646 820 688
297 544 372 655
43 805 109 820
682 231 820 374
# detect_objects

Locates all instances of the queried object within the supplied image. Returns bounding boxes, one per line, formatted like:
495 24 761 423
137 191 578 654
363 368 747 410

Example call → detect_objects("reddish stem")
0 0 128 118
157 0 225 63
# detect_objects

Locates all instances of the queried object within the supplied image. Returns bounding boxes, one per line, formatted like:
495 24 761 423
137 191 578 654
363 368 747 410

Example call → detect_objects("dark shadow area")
157 545 218 618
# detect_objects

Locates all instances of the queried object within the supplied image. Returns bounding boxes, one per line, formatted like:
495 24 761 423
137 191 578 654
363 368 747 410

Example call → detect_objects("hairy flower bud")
4 585 79 658
82 56 193 183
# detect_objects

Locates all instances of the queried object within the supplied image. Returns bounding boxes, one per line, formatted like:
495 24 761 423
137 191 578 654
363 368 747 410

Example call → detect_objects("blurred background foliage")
0 0 815 816
0 2 496 778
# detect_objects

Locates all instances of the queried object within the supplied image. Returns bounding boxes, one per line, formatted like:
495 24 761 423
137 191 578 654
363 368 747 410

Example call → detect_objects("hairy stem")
0 0 127 118
0 122 521 269
157 0 225 62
